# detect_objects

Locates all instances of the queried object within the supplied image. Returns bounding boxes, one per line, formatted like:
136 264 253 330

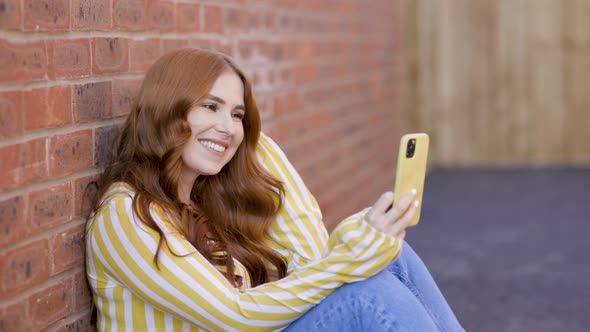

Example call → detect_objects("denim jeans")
285 242 465 332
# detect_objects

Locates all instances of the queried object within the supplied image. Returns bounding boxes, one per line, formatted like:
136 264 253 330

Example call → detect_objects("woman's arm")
256 133 329 272
87 191 401 331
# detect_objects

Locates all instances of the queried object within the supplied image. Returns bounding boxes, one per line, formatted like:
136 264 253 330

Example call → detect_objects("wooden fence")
397 0 590 166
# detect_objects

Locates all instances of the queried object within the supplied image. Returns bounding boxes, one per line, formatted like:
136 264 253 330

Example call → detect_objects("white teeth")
200 140 226 152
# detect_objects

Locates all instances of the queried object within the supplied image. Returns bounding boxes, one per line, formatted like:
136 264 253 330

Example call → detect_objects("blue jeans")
285 242 464 331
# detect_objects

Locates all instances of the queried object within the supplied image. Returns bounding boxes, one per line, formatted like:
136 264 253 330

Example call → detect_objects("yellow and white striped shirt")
86 133 402 331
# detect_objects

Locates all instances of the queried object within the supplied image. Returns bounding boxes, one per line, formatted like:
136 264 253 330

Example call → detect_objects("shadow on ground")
409 168 590 332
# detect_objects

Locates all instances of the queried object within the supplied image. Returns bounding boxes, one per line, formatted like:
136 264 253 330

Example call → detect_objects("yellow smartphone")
393 133 429 227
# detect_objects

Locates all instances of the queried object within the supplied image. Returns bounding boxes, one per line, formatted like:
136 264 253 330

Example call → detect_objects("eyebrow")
205 94 245 111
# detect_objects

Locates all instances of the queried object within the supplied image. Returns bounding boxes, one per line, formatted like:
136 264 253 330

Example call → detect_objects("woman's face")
181 70 245 179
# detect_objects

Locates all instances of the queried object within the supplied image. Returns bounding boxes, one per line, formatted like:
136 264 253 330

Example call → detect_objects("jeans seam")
396 272 447 332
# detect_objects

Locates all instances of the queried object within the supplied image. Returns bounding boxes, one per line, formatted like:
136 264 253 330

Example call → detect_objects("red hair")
90 48 287 287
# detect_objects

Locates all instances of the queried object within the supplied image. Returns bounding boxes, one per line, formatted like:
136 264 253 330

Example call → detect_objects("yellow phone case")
393 133 429 227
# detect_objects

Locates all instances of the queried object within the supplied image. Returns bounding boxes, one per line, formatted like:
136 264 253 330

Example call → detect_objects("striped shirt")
85 133 402 331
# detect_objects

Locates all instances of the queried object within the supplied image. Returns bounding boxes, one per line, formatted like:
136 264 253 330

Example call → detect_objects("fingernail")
386 191 394 199
411 188 417 195
414 200 420 207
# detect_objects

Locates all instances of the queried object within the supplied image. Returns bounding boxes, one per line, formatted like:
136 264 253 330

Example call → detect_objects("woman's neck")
178 168 198 204
178 183 193 204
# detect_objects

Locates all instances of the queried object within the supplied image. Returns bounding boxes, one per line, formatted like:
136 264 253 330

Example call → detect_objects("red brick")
0 138 48 190
0 91 24 138
161 39 189 54
51 224 85 274
92 38 129 75
291 40 314 59
241 9 266 32
229 8 277 33
73 81 112 123
0 301 30 332
237 40 279 61
28 278 73 331
237 40 253 60
95 125 120 167
186 38 209 49
0 239 50 296
272 42 286 62
275 12 291 32
147 0 174 31
203 4 223 33
261 10 276 30
73 175 99 217
49 129 93 176
276 0 299 7
265 65 288 84
212 39 233 55
47 39 91 79
176 3 200 32
0 196 26 247
23 0 69 31
73 271 92 311
54 312 93 332
128 38 161 72
113 0 146 31
273 91 303 116
294 63 319 83
0 0 21 30
72 0 111 31
188 38 232 55
223 7 246 33
23 86 72 130
0 39 47 83
28 183 73 232
112 79 140 117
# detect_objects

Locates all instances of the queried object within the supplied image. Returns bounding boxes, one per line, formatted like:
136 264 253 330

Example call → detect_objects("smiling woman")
178 72 246 204
85 48 464 331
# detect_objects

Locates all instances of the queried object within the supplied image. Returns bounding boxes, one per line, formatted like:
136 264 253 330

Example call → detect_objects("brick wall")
0 1 401 330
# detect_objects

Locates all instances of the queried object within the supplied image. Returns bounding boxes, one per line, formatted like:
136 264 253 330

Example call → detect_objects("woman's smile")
198 139 228 155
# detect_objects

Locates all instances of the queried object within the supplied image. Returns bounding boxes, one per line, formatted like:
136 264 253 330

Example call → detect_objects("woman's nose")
215 111 234 134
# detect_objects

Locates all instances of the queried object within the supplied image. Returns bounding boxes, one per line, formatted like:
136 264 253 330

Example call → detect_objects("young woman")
86 48 464 331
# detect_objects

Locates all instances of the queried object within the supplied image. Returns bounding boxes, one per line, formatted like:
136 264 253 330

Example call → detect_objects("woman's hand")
365 189 419 241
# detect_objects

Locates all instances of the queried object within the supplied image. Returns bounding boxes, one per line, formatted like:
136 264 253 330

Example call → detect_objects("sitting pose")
85 48 464 331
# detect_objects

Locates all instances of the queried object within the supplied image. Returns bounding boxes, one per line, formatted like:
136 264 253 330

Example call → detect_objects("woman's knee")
336 270 420 312
288 270 440 331
331 271 438 330
326 272 406 329
286 272 397 331
387 241 421 275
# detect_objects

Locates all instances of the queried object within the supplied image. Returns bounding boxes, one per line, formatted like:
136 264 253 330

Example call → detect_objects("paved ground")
408 168 590 332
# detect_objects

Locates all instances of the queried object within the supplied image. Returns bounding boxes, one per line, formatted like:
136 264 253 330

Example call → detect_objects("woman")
86 48 464 331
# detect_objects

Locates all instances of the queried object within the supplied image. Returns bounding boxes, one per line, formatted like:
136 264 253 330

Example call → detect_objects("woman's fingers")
373 191 394 214
394 229 406 241
365 192 394 231
366 190 418 235
385 189 417 222
387 198 419 236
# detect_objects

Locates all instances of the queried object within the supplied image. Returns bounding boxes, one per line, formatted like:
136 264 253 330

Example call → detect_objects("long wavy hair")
90 48 287 287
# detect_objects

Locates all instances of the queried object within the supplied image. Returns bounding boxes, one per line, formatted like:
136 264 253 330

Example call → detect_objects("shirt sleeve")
87 190 402 331
256 132 329 272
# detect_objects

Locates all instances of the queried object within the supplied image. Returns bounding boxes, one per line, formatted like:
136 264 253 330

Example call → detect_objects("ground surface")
409 168 590 332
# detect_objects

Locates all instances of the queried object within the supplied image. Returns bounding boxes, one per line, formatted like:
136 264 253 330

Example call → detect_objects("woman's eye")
233 112 245 120
202 103 218 111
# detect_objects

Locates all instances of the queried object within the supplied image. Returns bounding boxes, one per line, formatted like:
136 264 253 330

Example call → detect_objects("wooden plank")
405 0 589 166
562 0 590 163
467 0 495 165
526 0 563 163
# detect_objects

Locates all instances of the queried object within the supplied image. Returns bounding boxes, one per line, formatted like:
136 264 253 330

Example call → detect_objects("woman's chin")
199 166 224 177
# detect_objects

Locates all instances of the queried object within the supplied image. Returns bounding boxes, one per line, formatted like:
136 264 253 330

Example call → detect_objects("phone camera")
406 139 416 158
